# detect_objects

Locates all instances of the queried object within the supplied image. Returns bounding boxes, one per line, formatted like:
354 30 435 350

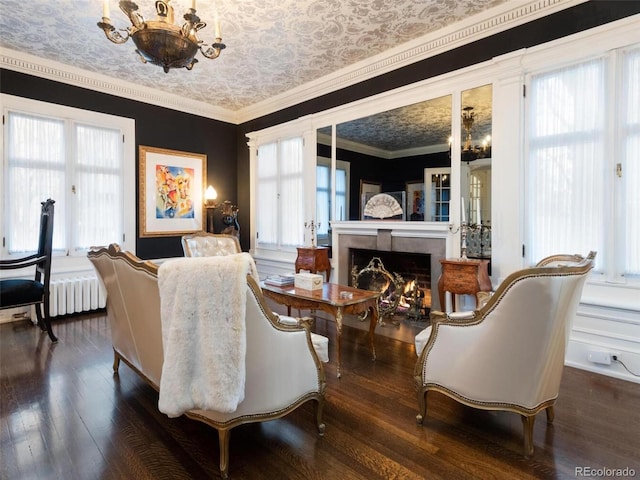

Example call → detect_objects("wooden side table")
438 258 492 312
295 246 331 282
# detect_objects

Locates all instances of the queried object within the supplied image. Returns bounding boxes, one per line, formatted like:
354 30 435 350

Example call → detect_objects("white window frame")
1 94 136 270
523 44 640 284
248 119 316 262
316 156 349 243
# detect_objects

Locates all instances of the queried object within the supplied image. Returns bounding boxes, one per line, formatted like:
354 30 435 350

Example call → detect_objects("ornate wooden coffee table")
261 282 380 378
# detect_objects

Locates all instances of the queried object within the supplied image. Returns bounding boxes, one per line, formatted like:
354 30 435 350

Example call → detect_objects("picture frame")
139 146 206 237
405 180 425 221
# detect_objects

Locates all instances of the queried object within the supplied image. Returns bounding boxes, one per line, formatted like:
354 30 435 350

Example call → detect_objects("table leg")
335 306 343 378
368 305 377 361
438 274 445 313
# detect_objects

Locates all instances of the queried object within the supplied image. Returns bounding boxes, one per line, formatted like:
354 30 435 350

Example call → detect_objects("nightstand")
295 246 331 282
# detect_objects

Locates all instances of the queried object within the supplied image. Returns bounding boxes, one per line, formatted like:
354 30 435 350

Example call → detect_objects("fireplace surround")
331 221 450 311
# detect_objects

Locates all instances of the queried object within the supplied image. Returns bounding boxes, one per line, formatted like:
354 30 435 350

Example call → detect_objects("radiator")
49 275 107 317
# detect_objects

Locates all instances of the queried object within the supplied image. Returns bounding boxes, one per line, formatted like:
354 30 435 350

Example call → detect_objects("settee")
88 244 327 478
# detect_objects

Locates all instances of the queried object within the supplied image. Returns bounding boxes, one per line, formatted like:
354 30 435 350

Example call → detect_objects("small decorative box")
294 272 323 291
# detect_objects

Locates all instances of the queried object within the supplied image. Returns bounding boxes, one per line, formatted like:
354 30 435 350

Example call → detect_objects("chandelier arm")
200 42 226 59
97 20 130 44
119 0 145 29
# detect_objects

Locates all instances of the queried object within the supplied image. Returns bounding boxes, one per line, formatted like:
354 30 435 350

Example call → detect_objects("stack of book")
264 274 295 287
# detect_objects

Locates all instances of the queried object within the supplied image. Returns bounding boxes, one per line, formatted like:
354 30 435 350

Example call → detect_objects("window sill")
581 279 640 313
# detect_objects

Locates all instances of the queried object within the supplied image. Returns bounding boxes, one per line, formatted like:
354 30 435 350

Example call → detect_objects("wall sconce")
204 185 218 232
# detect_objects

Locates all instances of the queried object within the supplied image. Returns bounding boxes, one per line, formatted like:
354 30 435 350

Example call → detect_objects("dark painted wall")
318 143 450 220
236 1 640 247
0 71 237 259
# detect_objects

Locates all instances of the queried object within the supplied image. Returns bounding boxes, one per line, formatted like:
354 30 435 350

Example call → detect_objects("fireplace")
331 221 449 311
350 249 430 290
349 248 437 320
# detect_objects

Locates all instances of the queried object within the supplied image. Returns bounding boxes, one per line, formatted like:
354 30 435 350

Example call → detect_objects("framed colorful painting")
139 146 206 237
406 180 425 221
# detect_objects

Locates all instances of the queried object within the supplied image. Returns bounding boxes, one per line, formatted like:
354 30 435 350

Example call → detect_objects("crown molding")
235 0 587 124
322 132 449 160
1 0 586 125
0 47 239 124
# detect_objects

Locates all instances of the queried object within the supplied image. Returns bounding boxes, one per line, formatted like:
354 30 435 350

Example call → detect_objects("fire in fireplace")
349 249 431 321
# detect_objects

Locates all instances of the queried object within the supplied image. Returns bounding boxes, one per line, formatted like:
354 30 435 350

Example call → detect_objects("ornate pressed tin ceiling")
0 0 576 145
320 84 492 155
0 0 514 111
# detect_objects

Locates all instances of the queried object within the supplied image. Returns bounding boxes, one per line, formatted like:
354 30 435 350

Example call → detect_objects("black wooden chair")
0 199 57 342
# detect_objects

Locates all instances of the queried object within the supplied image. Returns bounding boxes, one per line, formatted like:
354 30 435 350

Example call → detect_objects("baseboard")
566 302 640 384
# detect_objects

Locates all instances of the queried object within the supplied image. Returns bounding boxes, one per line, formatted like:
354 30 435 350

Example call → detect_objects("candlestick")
461 222 468 260
304 220 320 248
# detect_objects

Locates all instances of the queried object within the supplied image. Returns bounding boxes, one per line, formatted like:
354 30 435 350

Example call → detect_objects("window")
2 95 135 257
424 168 450 222
525 45 640 280
316 159 348 240
255 137 305 249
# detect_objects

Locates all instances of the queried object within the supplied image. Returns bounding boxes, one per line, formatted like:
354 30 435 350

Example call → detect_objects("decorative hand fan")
363 193 403 219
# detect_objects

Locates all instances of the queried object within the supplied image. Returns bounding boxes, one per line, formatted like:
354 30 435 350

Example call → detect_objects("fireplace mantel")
331 221 453 310
331 221 450 238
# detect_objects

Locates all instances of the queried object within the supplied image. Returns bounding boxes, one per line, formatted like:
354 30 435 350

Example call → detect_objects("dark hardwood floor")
1 311 639 479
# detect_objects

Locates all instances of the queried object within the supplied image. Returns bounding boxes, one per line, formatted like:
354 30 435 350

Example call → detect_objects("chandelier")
461 106 491 161
97 1 225 73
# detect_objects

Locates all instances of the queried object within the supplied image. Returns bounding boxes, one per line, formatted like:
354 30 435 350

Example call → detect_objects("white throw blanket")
157 252 258 417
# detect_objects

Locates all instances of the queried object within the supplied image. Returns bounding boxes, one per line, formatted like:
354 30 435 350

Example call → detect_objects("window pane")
279 138 304 246
256 143 278 245
336 168 346 221
622 48 640 274
316 165 329 236
6 113 66 252
75 124 123 250
527 59 606 268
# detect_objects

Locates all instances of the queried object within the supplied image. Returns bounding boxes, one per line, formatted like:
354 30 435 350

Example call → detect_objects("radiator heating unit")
49 275 106 317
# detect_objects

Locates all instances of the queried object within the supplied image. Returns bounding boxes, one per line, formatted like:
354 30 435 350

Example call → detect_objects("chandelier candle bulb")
102 0 110 19
461 196 466 223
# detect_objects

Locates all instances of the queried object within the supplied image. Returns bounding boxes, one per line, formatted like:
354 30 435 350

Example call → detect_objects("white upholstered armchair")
181 232 241 257
414 252 596 456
